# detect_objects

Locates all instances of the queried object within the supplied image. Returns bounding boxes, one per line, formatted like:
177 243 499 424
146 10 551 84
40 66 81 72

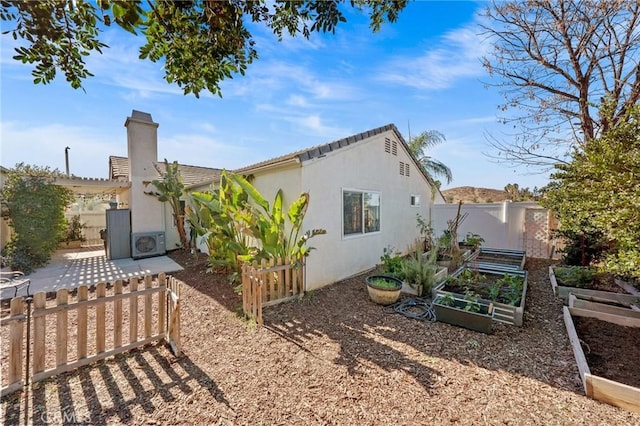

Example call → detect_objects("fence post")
158 273 166 336
8 297 24 388
56 289 68 367
167 277 181 356
77 286 88 359
113 281 123 348
32 293 45 375
144 275 153 338
129 278 139 344
96 283 106 354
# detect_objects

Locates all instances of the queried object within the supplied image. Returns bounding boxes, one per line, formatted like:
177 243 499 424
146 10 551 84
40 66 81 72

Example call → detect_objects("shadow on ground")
2 344 226 426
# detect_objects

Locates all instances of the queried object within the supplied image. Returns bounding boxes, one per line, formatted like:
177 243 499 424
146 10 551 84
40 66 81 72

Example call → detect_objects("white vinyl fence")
432 201 559 259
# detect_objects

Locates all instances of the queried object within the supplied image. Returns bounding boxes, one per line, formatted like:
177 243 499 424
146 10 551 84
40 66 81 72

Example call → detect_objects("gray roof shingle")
109 156 221 187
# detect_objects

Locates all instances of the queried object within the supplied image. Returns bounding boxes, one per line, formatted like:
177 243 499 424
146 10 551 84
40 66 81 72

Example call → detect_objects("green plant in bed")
555 266 595 288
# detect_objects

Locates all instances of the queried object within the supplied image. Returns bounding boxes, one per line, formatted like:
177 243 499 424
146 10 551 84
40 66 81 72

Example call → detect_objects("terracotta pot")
365 275 402 305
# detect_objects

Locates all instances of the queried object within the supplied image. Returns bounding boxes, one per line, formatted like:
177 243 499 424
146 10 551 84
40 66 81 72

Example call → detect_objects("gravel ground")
1 253 639 425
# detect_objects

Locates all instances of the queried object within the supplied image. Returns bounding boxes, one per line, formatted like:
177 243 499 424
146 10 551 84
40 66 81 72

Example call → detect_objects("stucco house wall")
300 130 439 290
236 124 444 291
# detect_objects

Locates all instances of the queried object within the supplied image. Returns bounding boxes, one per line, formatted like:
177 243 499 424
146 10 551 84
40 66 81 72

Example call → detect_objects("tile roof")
234 123 403 173
109 156 222 187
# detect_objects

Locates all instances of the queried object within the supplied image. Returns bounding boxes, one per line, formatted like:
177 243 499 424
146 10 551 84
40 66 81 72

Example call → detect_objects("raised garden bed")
563 305 640 414
549 266 640 307
434 265 528 326
430 248 473 272
432 293 494 334
467 247 526 272
401 266 448 296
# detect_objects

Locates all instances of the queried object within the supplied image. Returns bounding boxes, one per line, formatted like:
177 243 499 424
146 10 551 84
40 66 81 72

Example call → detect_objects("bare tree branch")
481 0 640 170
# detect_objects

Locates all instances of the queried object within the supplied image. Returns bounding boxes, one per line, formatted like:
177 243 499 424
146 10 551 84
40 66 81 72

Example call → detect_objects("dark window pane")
343 191 362 235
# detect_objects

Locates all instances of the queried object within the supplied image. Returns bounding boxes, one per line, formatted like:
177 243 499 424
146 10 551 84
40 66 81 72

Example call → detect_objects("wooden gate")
0 273 181 397
241 258 305 325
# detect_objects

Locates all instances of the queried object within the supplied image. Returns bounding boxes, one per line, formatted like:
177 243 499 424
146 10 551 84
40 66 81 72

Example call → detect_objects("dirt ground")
2 253 640 425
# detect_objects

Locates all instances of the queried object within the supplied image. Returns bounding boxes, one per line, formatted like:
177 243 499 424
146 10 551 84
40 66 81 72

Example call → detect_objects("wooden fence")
0 273 181 397
241 258 305 325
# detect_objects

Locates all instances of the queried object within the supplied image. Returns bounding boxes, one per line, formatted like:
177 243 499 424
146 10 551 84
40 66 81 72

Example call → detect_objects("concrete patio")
1 245 183 300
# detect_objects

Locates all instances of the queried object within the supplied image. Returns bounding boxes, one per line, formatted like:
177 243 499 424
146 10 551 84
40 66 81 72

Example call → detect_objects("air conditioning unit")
131 232 166 259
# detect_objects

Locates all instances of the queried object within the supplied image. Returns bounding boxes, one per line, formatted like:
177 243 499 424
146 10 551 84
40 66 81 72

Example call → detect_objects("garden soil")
1 254 639 425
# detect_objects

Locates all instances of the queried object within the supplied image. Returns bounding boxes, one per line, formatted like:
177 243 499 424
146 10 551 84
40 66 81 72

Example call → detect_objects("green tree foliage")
406 130 452 195
146 159 188 249
1 0 408 97
0 164 75 272
541 105 640 278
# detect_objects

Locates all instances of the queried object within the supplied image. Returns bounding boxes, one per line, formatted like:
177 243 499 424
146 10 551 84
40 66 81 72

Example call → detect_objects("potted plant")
365 275 403 305
432 292 494 334
60 215 86 248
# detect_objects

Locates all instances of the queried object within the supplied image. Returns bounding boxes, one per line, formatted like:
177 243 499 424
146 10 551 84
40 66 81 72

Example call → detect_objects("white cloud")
377 20 489 90
1 121 122 177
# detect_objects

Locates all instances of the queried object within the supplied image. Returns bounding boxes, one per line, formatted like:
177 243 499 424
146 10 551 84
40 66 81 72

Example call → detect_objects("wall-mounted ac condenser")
131 232 166 259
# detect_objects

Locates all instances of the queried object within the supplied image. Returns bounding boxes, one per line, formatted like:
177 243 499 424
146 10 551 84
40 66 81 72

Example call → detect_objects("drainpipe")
65 146 70 177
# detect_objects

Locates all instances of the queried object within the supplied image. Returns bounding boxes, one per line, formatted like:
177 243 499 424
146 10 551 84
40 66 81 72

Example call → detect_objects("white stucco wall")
125 111 164 234
431 201 542 251
248 164 303 209
298 130 436 290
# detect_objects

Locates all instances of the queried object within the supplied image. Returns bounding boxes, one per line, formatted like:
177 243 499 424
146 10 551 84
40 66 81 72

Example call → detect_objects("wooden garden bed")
549 266 640 306
433 265 528 326
563 305 640 414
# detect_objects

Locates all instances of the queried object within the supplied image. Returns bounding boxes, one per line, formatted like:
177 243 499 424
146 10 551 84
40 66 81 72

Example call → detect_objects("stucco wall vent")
384 138 397 156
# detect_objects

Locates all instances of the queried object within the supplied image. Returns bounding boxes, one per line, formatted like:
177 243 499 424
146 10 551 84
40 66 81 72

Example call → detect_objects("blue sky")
1 1 551 191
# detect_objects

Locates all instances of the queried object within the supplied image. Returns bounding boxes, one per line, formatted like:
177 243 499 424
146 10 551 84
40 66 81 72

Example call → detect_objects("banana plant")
230 173 326 263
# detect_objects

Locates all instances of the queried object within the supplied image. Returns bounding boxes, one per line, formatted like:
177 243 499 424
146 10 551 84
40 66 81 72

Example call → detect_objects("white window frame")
410 194 420 207
342 188 381 239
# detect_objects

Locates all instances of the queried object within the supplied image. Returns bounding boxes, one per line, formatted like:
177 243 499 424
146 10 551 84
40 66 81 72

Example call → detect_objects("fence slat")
96 283 106 354
167 277 181 356
114 280 123 348
144 275 152 338
3 274 180 396
77 286 88 359
56 289 68 367
158 273 166 335
277 257 284 300
7 297 24 386
33 292 46 375
129 278 138 344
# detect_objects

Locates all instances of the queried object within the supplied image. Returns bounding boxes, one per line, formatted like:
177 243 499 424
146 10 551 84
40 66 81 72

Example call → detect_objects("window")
410 195 420 206
399 161 405 176
343 190 380 236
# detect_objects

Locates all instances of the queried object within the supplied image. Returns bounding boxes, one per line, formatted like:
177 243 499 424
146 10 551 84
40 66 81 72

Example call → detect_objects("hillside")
441 186 510 204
